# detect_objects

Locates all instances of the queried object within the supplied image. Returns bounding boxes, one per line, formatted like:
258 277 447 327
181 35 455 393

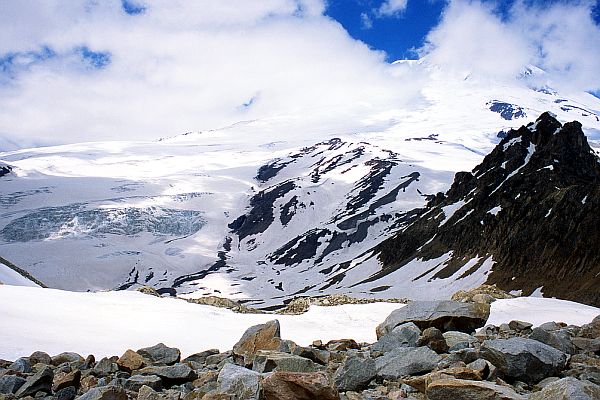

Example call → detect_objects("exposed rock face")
262 371 339 400
376 112 600 306
0 375 26 395
232 320 282 365
481 337 568 383
376 300 490 338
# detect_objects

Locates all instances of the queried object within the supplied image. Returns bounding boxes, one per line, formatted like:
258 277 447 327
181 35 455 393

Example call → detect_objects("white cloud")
377 0 409 17
0 0 423 145
361 12 374 29
419 0 600 91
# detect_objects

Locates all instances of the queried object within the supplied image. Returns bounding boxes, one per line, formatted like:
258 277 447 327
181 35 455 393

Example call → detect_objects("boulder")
481 338 568 383
377 301 490 338
418 327 449 353
182 350 219 365
508 320 533 332
93 357 119 377
53 369 81 392
375 346 442 380
14 365 53 397
8 358 31 373
443 331 478 352
51 352 84 366
426 378 526 400
217 364 261 400
529 377 600 399
137 363 197 384
29 351 52 366
403 367 483 393
371 323 420 354
529 327 575 354
0 375 26 395
54 385 77 400
77 385 128 400
117 349 146 372
137 343 181 366
333 356 376 392
252 351 318 373
137 385 162 400
262 371 338 400
325 339 359 352
292 347 330 366
232 320 282 365
125 375 163 392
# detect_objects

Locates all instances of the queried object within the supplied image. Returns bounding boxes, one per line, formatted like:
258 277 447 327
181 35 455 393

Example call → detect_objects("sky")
0 0 599 147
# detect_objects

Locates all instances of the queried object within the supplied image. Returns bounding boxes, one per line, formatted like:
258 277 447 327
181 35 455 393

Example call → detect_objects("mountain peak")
376 112 600 306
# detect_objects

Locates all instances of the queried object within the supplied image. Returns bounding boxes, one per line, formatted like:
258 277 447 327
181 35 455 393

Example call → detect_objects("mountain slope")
376 112 600 306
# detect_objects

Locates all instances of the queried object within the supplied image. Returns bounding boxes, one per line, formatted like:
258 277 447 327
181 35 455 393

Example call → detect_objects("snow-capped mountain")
377 112 600 306
1 66 600 307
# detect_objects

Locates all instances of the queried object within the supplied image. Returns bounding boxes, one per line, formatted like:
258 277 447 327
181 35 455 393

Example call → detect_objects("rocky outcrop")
480 338 568 383
1 308 599 400
232 320 282 366
377 112 600 307
376 300 490 338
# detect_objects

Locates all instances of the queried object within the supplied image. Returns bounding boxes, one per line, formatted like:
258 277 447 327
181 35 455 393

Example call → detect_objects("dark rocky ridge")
375 112 600 306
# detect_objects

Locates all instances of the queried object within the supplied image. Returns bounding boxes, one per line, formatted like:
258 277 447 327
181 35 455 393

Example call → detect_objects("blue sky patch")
77 47 111 69
122 0 145 15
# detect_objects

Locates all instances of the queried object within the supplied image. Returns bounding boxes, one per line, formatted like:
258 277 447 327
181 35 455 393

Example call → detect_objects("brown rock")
232 320 282 365
79 375 98 393
418 327 449 353
426 378 526 400
117 349 146 372
201 393 232 400
262 371 339 400
53 369 81 392
325 339 360 352
403 367 483 393
29 352 52 366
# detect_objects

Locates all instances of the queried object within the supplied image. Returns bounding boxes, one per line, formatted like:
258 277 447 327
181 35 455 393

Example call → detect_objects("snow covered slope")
1 284 598 361
1 66 600 305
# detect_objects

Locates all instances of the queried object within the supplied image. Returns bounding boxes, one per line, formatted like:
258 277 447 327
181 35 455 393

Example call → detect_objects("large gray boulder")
77 385 128 400
481 338 568 384
136 363 196 383
443 331 478 351
124 375 163 392
14 365 54 397
333 355 376 392
529 377 600 399
217 363 262 400
252 350 318 373
371 322 420 355
136 343 180 365
529 327 575 355
376 301 490 338
0 375 26 394
8 358 31 373
375 346 442 380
